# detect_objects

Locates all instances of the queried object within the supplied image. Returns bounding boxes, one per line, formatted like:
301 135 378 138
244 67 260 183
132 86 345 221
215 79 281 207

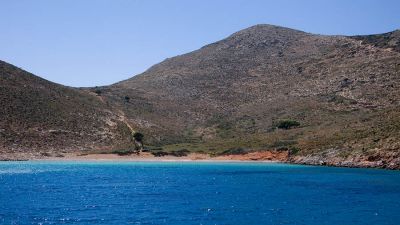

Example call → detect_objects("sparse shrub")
94 89 102 95
276 147 288 151
111 149 135 156
340 78 352 88
297 66 303 74
276 119 300 129
124 96 130 103
151 151 169 157
146 147 163 151
289 147 301 155
170 149 190 157
94 86 102 96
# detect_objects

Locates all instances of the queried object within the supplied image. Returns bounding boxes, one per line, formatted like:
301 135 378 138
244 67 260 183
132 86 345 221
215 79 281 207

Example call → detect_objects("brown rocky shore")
290 150 400 170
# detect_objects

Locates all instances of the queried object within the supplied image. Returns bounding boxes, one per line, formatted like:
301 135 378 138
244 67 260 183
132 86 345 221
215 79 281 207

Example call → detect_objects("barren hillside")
1 25 399 167
0 60 132 157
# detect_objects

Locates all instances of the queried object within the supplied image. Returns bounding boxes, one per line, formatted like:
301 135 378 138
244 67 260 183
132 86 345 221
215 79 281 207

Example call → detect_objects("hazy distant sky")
1 0 399 87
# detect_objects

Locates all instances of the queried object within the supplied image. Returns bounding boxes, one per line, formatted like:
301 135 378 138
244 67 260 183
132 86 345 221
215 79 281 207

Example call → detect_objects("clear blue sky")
1 0 399 87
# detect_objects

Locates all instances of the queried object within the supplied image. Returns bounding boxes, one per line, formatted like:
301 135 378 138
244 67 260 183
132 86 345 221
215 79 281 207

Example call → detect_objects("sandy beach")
29 150 289 163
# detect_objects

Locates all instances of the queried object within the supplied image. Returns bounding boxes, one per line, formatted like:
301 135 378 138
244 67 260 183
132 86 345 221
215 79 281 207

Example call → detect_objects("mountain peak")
200 24 308 52
238 24 302 32
229 24 306 38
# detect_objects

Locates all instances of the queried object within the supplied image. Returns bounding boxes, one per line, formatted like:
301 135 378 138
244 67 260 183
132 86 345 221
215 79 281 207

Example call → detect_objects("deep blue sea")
0 161 399 225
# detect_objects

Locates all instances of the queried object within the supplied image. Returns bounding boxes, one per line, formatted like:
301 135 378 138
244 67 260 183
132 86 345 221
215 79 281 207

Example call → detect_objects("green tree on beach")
133 132 144 142
133 132 144 152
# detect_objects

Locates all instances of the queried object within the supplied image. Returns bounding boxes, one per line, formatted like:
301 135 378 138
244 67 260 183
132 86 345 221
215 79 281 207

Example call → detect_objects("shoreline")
32 152 283 163
0 151 287 163
1 151 399 170
31 158 281 163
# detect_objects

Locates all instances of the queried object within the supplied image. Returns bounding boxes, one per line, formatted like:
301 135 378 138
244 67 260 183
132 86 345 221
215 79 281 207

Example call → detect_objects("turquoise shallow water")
0 161 399 225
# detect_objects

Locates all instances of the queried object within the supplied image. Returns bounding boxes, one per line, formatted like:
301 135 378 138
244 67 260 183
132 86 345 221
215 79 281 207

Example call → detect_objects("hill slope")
1 25 399 168
102 25 400 168
0 60 132 158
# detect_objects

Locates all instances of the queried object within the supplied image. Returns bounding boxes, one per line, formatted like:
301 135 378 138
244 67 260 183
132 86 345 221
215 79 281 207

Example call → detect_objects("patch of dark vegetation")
94 86 102 96
142 146 163 152
276 120 300 129
133 132 144 142
169 149 190 157
104 149 137 156
297 66 303 74
144 146 163 151
276 147 288 151
151 151 169 157
289 147 301 155
340 78 353 88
